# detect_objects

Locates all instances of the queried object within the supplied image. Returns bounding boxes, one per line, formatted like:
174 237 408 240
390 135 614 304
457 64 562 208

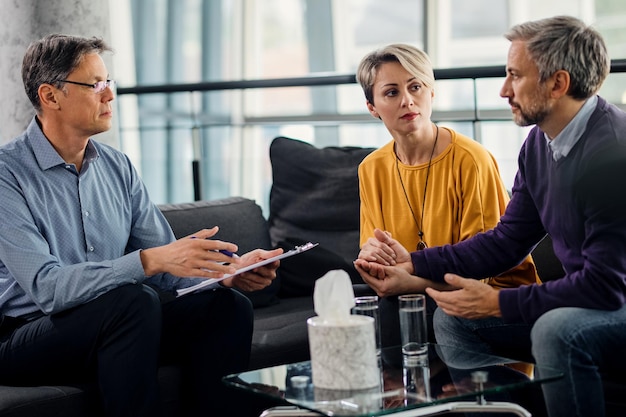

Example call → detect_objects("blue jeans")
433 305 626 417
532 306 626 417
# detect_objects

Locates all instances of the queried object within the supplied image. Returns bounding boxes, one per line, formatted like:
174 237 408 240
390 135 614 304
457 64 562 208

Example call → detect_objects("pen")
219 249 239 258
190 236 239 258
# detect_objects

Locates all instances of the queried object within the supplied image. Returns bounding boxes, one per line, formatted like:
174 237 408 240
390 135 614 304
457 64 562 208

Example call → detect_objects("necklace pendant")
416 241 427 251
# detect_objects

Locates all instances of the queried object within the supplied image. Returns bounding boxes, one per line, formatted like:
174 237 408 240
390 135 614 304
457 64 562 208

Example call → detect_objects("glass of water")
398 294 427 365
351 295 381 355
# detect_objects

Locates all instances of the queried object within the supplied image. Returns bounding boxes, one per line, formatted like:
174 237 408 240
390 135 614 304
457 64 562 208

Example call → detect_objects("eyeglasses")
53 79 116 94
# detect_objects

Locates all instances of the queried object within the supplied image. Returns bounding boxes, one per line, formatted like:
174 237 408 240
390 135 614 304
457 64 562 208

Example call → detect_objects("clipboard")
176 242 319 297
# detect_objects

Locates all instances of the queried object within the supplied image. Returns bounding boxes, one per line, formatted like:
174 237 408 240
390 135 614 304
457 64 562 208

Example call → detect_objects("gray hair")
356 44 434 105
21 34 112 113
505 15 609 99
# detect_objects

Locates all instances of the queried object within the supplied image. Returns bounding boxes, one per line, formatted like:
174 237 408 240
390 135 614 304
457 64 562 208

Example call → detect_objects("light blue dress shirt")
545 95 598 161
0 117 198 317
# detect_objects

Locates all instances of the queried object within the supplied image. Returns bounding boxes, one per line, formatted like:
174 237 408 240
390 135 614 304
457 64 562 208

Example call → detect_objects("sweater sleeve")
411 139 546 286
453 141 540 289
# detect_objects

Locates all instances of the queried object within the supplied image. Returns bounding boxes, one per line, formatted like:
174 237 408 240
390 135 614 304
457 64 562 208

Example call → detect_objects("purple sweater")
412 97 626 324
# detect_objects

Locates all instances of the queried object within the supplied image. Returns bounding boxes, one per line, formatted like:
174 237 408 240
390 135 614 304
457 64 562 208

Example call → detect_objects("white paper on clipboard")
176 242 319 297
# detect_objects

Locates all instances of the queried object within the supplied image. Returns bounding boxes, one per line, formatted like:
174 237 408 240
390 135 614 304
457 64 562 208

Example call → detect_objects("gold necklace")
395 125 439 251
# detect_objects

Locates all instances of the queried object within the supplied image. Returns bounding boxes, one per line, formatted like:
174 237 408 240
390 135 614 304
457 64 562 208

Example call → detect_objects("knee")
531 308 576 361
433 307 456 344
105 284 162 320
86 284 162 349
191 288 253 330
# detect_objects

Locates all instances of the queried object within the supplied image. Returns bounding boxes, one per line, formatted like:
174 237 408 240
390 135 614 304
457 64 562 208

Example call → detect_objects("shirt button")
89 246 94 252
85 211 90 217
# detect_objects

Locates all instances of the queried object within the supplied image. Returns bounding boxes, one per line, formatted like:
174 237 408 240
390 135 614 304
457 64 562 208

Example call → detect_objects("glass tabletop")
223 343 563 417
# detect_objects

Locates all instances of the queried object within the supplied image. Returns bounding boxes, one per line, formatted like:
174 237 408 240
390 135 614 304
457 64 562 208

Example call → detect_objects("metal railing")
116 59 626 129
117 59 626 94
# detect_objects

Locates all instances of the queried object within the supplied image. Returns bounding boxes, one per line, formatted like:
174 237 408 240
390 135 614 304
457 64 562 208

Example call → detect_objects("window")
116 0 626 213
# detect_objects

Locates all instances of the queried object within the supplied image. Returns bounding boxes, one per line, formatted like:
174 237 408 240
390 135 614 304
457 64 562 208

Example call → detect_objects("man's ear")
366 100 380 119
550 70 570 98
38 84 61 110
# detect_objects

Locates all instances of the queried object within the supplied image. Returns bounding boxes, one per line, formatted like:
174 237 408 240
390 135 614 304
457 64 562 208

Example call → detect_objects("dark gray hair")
21 34 112 112
505 15 609 99
356 44 434 106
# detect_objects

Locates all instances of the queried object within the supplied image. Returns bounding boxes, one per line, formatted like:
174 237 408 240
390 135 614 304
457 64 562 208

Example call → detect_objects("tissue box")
307 315 380 390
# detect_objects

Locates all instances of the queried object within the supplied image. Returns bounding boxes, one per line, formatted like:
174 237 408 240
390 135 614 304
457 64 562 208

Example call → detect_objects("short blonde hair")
356 44 434 105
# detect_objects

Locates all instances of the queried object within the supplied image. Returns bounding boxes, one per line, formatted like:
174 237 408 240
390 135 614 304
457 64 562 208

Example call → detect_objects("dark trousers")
0 283 254 417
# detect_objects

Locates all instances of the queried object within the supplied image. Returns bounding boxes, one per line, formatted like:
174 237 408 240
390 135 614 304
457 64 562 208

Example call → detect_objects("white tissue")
307 270 380 390
313 270 355 323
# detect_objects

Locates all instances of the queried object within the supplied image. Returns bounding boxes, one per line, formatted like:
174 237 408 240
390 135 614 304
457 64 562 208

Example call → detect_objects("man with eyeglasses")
53 78 115 93
0 34 282 416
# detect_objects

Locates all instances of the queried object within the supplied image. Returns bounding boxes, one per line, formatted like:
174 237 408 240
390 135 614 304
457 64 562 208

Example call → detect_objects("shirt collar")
545 95 597 161
28 117 99 171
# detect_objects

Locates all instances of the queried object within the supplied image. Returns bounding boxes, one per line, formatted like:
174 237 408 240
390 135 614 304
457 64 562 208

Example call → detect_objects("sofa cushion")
250 296 315 370
159 197 279 307
268 137 375 296
0 385 95 417
0 367 179 417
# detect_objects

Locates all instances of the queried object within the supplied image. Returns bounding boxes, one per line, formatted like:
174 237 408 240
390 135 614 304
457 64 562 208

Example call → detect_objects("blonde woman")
355 44 539 355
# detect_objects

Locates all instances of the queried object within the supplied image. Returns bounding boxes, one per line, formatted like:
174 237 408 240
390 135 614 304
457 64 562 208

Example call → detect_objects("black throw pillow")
275 237 362 298
268 137 375 296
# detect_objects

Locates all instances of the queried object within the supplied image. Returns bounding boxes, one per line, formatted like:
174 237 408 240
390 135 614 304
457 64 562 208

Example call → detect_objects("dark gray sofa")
0 137 375 417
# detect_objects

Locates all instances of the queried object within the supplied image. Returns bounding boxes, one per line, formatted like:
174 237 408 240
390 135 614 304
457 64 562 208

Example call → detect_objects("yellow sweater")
358 127 539 288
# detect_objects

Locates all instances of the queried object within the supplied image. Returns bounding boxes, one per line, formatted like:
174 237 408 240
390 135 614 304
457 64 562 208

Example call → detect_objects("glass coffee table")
223 343 562 417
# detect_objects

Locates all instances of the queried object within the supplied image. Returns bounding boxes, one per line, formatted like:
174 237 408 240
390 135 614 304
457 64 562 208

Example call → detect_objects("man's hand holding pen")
140 226 283 292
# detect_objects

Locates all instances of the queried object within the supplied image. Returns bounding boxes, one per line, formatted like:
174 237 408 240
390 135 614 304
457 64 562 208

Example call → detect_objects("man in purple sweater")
355 16 626 417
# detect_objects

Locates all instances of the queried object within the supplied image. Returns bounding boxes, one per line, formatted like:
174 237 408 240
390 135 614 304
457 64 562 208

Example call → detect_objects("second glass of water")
398 294 427 363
